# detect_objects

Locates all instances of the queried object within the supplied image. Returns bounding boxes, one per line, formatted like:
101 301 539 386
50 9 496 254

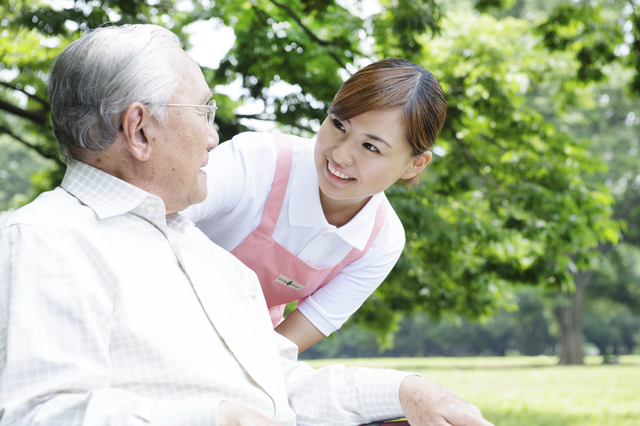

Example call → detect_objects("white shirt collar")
288 141 384 251
60 160 188 232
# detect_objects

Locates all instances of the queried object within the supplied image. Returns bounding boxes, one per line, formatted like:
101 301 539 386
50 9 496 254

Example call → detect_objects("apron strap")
256 132 293 236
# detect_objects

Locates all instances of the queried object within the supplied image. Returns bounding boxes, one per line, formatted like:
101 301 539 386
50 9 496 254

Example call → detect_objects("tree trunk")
554 270 593 365
552 192 631 365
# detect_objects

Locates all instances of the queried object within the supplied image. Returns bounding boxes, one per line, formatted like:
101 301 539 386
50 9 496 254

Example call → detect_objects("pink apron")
231 132 388 327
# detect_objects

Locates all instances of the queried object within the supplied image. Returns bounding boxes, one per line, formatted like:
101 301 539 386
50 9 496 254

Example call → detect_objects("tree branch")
235 113 316 133
0 99 48 126
444 121 504 192
0 82 50 108
615 194 640 220
234 113 266 120
596 240 614 258
0 125 64 167
268 0 347 70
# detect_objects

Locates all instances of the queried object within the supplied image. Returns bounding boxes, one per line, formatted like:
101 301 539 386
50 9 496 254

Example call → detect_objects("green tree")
583 242 640 361
548 75 640 364
0 134 56 211
487 0 640 364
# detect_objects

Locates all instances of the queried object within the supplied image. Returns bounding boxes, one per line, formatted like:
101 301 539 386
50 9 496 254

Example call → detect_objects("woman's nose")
332 140 354 166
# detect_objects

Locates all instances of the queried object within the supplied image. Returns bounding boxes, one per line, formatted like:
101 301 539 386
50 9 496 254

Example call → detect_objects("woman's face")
314 107 430 209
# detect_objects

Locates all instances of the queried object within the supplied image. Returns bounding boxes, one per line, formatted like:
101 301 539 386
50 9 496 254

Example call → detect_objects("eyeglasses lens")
206 100 216 126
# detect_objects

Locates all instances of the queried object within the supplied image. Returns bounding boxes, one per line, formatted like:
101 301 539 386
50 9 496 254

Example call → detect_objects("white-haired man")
0 24 493 426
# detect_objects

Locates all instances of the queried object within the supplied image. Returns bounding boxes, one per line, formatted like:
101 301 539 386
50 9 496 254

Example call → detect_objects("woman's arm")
275 309 325 353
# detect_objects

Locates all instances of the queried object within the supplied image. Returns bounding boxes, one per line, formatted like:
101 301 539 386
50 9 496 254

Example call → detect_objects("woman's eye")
363 142 379 153
332 118 345 132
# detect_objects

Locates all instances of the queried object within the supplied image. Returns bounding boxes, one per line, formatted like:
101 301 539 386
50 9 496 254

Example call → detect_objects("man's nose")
207 126 220 151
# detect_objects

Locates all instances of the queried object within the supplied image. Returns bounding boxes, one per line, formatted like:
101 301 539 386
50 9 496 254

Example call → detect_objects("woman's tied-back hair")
49 24 183 160
328 58 447 185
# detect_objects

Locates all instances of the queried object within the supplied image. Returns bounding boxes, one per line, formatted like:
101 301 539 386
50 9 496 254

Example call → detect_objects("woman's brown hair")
328 58 447 184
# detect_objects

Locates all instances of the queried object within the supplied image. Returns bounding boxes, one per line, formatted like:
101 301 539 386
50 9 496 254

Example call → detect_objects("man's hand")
219 401 283 426
399 375 494 426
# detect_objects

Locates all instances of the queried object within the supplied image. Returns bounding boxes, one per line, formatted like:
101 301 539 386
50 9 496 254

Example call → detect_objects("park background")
1 0 639 424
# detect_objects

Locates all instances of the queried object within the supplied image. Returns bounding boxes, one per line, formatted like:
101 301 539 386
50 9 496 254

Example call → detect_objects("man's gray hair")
49 24 183 160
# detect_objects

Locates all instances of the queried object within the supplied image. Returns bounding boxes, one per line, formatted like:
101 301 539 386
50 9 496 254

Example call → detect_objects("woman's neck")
319 190 371 228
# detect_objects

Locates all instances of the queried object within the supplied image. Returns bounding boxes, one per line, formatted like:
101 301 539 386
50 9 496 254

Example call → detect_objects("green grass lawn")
306 355 640 426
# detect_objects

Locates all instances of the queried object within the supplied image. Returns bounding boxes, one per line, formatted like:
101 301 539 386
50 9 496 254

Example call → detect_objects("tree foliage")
535 0 640 94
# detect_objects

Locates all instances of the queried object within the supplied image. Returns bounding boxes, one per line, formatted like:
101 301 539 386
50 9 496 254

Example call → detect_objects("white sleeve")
275 333 409 425
0 224 222 426
297 210 406 335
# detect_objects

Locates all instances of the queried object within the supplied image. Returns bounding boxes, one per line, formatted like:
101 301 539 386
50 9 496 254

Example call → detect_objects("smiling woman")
183 58 446 353
314 107 429 227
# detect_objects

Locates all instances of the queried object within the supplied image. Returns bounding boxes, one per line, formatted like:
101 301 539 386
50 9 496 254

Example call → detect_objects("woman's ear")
400 151 432 180
121 102 152 162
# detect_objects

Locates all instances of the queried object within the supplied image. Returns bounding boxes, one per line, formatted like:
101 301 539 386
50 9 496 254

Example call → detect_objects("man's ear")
121 102 153 162
400 151 432 180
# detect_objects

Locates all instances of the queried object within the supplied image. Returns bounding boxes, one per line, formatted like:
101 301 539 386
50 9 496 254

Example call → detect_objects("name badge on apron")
275 274 305 291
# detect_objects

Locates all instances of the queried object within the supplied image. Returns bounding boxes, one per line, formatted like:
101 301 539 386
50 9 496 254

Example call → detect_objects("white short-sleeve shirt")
184 132 406 335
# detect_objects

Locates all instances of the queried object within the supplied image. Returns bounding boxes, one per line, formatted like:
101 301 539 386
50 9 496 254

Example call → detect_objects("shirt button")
148 206 156 213
144 198 151 205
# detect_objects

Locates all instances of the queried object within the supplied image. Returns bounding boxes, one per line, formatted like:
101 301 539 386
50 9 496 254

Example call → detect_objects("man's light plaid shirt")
0 161 408 425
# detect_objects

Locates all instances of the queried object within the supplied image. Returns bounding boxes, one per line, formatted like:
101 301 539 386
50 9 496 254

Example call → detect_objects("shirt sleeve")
297 208 406 336
275 333 410 425
0 224 222 426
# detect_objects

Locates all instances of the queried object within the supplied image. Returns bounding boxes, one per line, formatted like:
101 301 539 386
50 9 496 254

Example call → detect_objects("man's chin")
191 186 208 207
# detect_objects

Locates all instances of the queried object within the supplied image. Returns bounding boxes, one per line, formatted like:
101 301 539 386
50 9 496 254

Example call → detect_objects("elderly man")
0 24 493 426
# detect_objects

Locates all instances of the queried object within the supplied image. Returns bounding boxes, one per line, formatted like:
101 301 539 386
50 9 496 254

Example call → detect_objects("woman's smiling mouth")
327 161 354 180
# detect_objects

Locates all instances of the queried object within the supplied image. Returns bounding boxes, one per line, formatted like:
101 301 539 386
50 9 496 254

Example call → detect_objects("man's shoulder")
187 226 263 293
1 187 83 231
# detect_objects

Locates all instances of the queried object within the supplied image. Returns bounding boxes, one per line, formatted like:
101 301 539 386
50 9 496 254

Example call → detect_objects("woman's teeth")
328 162 352 180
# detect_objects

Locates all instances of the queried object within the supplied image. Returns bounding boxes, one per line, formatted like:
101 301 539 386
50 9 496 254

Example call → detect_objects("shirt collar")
61 160 185 232
335 193 383 250
288 141 384 251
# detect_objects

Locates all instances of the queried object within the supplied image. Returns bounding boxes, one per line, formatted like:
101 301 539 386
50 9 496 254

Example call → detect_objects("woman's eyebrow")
344 118 392 147
365 133 391 147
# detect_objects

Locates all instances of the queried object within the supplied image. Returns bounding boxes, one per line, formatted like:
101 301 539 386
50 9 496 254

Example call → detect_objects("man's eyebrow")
203 91 214 103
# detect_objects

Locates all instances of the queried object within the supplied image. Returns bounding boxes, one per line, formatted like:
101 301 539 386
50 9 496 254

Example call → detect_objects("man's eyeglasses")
160 99 218 127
